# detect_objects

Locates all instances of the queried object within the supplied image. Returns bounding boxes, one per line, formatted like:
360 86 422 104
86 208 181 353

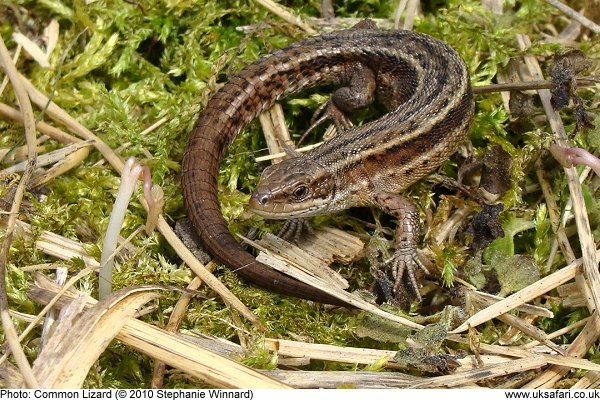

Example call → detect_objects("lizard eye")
292 185 309 200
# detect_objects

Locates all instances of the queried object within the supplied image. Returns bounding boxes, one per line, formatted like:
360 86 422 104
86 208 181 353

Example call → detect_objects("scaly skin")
182 25 474 305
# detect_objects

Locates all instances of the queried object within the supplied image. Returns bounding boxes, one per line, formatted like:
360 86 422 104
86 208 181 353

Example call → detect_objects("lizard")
181 20 474 306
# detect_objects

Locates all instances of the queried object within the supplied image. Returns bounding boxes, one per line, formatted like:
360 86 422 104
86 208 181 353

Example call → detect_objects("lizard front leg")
373 192 429 303
278 218 313 243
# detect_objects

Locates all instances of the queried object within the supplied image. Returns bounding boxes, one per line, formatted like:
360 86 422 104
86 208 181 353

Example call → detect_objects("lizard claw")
385 246 429 302
297 100 353 145
375 244 428 303
312 100 354 132
371 193 427 304
278 218 313 243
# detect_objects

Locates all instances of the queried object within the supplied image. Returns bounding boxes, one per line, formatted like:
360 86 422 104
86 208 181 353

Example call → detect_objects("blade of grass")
0 32 39 389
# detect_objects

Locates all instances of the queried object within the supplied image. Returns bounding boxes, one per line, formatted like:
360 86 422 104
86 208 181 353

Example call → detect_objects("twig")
13 220 100 268
29 145 90 188
255 142 322 162
39 266 67 351
0 103 81 144
393 0 410 30
321 0 334 19
573 370 600 389
0 35 39 388
534 158 577 267
403 0 419 30
472 77 599 94
0 44 21 96
151 271 211 388
37 28 88 125
470 295 565 355
412 351 600 388
546 0 600 34
262 369 417 389
470 291 553 318
0 226 138 367
20 263 66 272
521 317 590 349
139 116 168 136
30 276 287 388
239 233 424 330
0 102 91 188
393 0 419 30
1 140 92 174
523 312 600 388
259 103 292 163
252 0 316 34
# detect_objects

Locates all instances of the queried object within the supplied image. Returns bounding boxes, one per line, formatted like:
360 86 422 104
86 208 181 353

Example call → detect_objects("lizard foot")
384 245 429 302
297 100 353 145
278 218 313 243
372 244 429 304
371 192 428 304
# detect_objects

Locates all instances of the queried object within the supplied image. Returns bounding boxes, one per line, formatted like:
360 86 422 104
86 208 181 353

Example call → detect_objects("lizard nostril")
253 192 269 206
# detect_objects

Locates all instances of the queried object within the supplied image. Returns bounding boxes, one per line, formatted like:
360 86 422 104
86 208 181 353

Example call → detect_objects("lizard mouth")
249 191 325 219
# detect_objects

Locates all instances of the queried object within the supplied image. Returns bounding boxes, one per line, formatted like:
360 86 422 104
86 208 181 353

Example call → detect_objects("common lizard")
181 21 474 306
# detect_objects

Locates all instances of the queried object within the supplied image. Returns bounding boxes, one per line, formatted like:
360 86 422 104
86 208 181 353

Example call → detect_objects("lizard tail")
181 60 349 306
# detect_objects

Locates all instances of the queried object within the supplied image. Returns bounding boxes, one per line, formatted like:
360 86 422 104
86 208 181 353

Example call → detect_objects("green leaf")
495 255 540 296
483 217 536 265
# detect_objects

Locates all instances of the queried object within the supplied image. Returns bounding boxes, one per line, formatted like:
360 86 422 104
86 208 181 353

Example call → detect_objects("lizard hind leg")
297 100 353 145
297 62 377 145
373 192 429 303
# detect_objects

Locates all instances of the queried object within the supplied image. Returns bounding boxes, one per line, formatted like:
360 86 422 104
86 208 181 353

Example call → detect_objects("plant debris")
467 203 505 251
549 50 595 133
459 145 513 195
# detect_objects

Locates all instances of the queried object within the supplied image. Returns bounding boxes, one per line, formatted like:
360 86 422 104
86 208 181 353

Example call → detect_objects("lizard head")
249 158 336 218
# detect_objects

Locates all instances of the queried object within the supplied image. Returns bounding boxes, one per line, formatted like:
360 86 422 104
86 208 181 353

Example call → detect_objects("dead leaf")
459 145 513 195
32 282 160 388
467 203 505 251
12 32 50 68
494 255 540 297
28 274 290 388
42 20 59 58
549 49 594 133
